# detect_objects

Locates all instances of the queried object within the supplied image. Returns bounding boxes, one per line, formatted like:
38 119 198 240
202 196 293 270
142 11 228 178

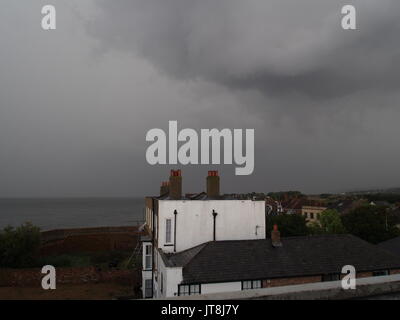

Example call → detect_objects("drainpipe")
212 210 218 241
174 210 178 252
265 204 272 239
151 197 156 298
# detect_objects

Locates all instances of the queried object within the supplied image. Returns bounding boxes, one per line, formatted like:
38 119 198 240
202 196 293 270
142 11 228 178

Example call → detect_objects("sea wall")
40 226 145 255
0 267 139 287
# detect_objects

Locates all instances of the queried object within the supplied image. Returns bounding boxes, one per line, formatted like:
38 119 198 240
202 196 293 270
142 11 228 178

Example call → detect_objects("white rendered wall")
201 281 242 295
166 267 183 297
157 200 265 252
155 250 183 298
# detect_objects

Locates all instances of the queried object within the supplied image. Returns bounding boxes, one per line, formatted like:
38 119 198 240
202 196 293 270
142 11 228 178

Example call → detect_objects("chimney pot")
206 170 220 198
160 181 169 196
271 224 282 247
169 170 182 199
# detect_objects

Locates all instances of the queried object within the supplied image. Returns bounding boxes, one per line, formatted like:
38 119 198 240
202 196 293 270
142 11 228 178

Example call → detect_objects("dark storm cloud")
1 0 400 198
84 0 400 195
91 0 400 101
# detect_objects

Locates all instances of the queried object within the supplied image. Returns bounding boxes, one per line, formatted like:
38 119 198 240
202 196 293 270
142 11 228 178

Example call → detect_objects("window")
242 280 262 290
242 281 252 290
179 285 190 296
145 244 152 270
166 218 172 243
190 284 200 294
144 279 153 298
310 212 314 219
160 273 163 294
178 284 201 296
373 270 389 277
322 274 340 282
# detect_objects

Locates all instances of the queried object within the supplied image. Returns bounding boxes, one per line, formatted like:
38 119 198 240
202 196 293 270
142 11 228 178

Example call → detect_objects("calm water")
0 198 145 231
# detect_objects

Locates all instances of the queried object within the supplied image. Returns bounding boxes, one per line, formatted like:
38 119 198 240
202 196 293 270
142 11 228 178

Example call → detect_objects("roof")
282 198 326 211
282 198 305 210
372 201 391 207
378 237 400 257
160 243 207 268
140 234 152 242
328 200 355 213
155 192 264 201
161 234 400 284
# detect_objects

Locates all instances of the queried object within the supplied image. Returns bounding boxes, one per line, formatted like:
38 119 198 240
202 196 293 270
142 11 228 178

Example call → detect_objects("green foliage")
119 255 141 270
308 209 346 235
342 205 400 244
0 222 135 270
268 214 308 237
307 222 322 234
0 223 41 268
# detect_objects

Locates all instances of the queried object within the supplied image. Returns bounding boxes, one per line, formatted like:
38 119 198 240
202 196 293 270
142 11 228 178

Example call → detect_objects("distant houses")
267 194 372 225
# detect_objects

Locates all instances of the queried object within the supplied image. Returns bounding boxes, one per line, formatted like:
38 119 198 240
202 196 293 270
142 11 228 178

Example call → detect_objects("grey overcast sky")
1 0 400 197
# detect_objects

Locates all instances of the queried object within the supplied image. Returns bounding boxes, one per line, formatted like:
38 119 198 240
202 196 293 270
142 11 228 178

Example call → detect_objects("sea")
0 198 145 231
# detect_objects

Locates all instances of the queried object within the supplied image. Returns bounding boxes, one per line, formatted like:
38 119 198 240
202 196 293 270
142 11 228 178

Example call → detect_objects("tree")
341 205 400 244
307 221 322 234
0 222 41 268
268 214 308 237
308 209 346 235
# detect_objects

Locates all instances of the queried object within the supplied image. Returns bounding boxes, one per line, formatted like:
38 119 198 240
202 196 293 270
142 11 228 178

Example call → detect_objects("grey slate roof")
378 237 400 258
327 200 355 213
161 234 400 284
160 243 207 267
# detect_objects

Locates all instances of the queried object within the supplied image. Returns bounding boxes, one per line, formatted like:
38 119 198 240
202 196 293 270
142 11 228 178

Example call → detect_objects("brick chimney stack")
160 181 169 196
206 171 220 198
271 224 282 247
169 170 182 200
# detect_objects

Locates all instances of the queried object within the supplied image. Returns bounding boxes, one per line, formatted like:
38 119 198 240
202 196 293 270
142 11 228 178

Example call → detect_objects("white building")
141 170 266 298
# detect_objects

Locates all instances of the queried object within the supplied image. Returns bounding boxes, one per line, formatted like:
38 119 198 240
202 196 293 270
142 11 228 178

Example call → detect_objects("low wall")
40 233 138 255
41 226 141 243
163 274 400 300
39 226 146 255
0 267 139 287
